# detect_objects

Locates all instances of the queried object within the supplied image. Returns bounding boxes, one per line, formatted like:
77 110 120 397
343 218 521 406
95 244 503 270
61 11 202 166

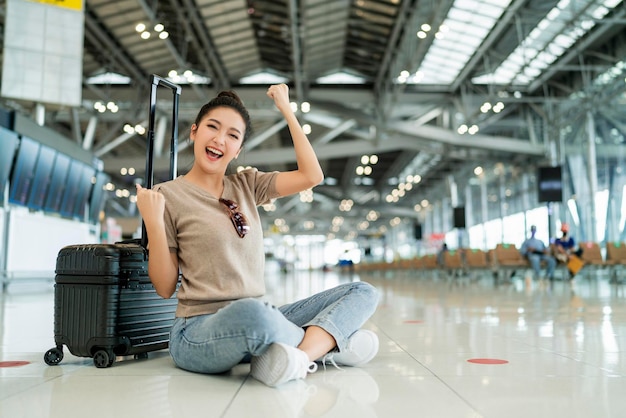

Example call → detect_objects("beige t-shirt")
153 168 280 317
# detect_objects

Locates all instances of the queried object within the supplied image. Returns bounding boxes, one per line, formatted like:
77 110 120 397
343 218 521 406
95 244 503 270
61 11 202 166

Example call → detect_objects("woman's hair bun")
217 90 243 105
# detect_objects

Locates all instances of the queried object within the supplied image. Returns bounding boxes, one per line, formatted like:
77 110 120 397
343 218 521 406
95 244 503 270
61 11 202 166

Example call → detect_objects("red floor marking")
467 358 509 365
0 361 31 368
403 320 424 324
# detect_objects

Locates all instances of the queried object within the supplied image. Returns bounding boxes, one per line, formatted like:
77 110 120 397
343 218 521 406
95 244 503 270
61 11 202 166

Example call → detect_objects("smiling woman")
134 84 379 388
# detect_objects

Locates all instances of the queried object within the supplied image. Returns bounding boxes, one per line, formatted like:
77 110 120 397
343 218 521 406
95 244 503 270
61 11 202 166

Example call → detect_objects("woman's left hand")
267 84 291 113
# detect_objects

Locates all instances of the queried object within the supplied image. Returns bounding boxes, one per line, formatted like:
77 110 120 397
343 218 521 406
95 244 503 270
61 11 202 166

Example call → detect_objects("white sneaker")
322 330 379 367
251 343 318 387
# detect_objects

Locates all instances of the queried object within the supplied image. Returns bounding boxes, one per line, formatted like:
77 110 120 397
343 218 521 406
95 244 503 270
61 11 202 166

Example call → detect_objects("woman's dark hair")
192 91 252 143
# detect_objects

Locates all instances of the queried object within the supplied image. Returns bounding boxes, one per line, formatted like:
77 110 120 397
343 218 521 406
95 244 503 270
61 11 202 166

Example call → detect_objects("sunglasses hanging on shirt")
219 198 250 238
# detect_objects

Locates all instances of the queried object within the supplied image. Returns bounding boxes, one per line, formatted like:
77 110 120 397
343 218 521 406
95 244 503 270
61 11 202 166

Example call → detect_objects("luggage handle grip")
141 74 182 248
151 74 183 95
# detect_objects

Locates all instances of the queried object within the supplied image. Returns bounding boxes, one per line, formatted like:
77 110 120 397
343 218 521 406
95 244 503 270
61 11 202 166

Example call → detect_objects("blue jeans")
527 253 556 279
168 281 379 374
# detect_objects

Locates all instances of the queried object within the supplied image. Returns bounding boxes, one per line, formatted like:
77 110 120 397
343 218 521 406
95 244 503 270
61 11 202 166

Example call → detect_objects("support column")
619 166 626 242
521 173 530 232
448 175 458 207
586 111 598 241
71 107 82 144
606 166 619 243
440 198 450 233
155 115 167 157
424 205 433 243
35 103 45 126
464 184 473 228
447 175 462 247
480 174 488 250
498 167 506 243
83 116 98 150
544 118 558 242
464 184 473 248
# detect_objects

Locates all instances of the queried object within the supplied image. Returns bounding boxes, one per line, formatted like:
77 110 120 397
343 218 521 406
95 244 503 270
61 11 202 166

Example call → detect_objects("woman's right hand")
135 184 165 226
135 184 178 298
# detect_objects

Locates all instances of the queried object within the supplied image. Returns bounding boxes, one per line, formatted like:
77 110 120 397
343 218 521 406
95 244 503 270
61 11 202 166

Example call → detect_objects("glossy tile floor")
2 265 626 418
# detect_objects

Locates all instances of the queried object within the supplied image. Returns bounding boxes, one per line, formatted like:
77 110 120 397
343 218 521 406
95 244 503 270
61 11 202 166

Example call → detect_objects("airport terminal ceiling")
1 0 625 237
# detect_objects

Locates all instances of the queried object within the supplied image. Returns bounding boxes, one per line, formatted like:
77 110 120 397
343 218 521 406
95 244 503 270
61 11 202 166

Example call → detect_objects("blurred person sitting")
554 223 583 279
520 225 556 280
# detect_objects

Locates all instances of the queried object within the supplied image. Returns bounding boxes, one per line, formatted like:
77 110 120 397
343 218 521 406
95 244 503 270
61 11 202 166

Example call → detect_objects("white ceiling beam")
94 119 147 157
312 119 357 146
392 122 545 156
246 119 288 151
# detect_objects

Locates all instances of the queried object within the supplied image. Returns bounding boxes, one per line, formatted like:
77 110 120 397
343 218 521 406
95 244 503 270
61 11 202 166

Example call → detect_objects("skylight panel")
548 44 566 56
424 74 452 84
580 19 595 30
470 14 497 28
448 8 475 22
239 71 288 84
476 4 506 18
557 7 575 21
546 8 561 21
509 49 538 65
431 61 464 74
482 0 509 5
470 26 491 39
442 31 467 43
423 57 462 72
472 0 621 86
535 24 562 40
425 53 467 69
514 74 531 84
495 68 516 80
414 0 512 85
434 39 468 54
421 63 451 76
440 66 464 76
456 0 481 10
536 19 550 31
443 31 483 48
444 22 469 37
316 71 366 84
554 34 575 49
528 60 547 72
535 51 556 66
86 72 131 84
524 67 541 78
591 5 609 19
501 61 521 74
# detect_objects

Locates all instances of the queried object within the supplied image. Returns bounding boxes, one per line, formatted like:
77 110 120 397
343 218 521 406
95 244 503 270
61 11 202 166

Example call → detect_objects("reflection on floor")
2 266 626 418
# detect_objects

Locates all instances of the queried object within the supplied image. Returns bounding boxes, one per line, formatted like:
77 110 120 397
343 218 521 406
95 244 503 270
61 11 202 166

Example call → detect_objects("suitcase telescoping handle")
145 74 182 189
141 74 182 248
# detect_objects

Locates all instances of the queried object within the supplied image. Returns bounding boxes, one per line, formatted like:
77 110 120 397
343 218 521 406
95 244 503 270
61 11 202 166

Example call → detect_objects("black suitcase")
44 75 182 368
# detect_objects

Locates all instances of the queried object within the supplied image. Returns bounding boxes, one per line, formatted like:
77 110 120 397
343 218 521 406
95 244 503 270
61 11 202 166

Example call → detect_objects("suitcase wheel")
44 347 64 366
93 349 116 368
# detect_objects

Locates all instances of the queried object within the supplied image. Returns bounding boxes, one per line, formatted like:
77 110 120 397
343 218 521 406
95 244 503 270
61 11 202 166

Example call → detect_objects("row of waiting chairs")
575 242 626 281
357 242 626 281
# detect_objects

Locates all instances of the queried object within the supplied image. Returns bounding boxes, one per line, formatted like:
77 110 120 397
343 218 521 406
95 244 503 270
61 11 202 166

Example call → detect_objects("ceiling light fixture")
167 69 210 84
93 101 118 113
135 22 169 40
